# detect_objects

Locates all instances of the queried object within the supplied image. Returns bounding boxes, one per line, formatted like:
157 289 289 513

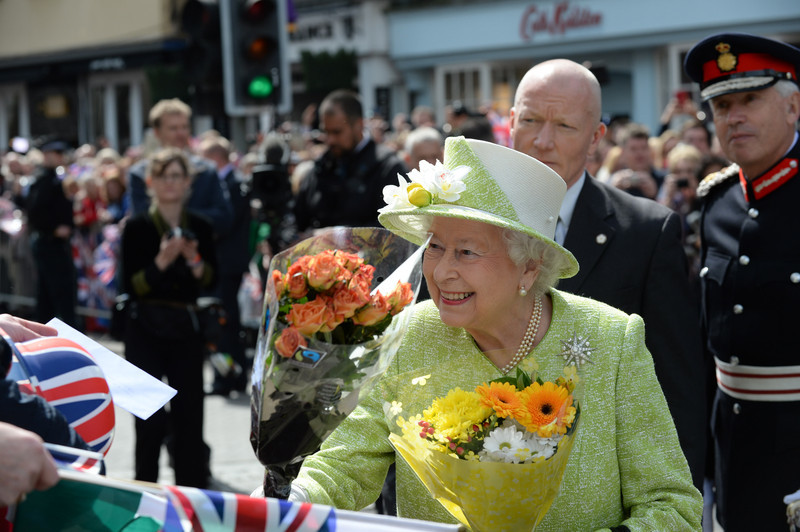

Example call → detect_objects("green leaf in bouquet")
516 368 534 389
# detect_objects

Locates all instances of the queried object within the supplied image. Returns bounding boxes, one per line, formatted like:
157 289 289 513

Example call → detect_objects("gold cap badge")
715 42 737 72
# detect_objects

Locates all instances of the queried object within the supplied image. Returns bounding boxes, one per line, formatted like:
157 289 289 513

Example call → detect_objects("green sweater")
294 289 702 531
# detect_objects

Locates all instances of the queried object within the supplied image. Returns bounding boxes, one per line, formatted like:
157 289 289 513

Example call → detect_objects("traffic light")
181 0 223 115
219 0 291 116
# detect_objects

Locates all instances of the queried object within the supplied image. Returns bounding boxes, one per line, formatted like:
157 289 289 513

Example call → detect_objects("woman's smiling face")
423 217 526 335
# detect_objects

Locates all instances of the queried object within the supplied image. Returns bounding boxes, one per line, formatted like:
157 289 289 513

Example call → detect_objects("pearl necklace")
500 295 542 375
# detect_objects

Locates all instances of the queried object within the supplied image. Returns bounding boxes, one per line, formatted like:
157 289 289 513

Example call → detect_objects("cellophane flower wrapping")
250 227 427 497
385 363 582 532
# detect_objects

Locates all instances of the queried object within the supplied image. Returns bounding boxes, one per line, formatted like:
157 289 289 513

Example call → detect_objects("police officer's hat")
684 32 800 101
34 135 70 153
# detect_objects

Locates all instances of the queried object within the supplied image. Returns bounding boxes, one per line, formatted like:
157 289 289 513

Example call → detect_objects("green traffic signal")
247 75 274 98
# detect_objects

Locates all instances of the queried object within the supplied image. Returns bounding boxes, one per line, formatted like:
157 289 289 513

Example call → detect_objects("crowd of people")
1 30 798 531
0 88 729 326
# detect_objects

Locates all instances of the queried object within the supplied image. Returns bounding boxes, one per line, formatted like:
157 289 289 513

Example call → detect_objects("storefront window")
90 85 105 148
115 84 131 151
442 66 483 112
87 72 144 152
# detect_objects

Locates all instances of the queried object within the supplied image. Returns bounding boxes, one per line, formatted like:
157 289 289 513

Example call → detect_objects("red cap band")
702 52 797 84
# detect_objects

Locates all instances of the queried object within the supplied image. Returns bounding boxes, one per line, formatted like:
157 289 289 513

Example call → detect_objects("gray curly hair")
502 229 566 296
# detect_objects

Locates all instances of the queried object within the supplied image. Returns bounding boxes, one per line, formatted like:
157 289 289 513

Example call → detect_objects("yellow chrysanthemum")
423 388 492 443
517 382 574 438
475 381 523 418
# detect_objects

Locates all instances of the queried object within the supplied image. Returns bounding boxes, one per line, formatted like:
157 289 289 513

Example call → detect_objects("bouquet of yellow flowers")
251 227 427 498
387 364 581 532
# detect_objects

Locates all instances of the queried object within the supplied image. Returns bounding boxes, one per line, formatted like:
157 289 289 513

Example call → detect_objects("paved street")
95 334 265 495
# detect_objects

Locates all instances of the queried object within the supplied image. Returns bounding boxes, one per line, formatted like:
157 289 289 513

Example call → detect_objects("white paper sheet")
47 319 177 420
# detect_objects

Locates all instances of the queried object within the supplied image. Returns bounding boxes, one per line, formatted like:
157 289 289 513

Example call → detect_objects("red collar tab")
739 158 799 202
702 51 797 85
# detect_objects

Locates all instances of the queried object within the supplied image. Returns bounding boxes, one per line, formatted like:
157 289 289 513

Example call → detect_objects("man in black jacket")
200 135 251 395
510 59 706 491
293 90 406 234
25 138 77 327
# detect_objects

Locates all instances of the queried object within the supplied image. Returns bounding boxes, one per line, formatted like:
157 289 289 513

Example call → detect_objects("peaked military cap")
684 32 800 101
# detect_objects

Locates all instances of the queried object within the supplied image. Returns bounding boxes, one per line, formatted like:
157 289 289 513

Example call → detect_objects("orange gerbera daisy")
517 381 574 438
476 381 522 418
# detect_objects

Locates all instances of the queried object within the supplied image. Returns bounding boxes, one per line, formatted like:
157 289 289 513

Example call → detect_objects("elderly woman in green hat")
289 137 702 530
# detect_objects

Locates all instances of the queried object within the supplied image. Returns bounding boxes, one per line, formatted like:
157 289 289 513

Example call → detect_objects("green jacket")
295 289 702 531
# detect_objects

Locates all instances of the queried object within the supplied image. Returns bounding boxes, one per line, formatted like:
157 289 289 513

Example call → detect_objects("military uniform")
686 32 800 531
25 163 77 327
698 143 800 530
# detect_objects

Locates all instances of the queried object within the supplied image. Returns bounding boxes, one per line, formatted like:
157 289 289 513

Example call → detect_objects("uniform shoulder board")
697 163 739 198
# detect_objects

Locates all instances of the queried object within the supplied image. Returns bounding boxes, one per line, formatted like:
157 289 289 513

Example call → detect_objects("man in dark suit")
128 99 232 234
685 33 800 531
509 59 706 491
200 134 251 396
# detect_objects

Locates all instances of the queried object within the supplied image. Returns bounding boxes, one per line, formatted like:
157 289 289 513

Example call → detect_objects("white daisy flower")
524 433 561 460
481 426 530 463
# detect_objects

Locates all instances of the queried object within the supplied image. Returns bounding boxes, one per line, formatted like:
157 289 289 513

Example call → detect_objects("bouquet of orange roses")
251 227 427 498
386 364 581 532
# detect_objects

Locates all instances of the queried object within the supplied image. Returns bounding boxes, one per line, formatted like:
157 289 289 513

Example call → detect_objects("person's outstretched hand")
0 422 59 506
0 314 57 342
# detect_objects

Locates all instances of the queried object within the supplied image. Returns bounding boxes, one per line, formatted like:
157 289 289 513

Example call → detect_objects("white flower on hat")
380 160 471 213
419 160 469 202
379 173 415 213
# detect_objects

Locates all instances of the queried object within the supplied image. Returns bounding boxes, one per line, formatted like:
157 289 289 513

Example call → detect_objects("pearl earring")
519 285 528 297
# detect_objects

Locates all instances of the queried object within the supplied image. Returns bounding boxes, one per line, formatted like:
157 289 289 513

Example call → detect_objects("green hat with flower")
378 136 579 279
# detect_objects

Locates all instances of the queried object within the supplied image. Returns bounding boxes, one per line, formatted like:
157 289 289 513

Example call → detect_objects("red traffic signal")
243 0 274 21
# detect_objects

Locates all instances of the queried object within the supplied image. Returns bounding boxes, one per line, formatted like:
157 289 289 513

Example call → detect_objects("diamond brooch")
560 332 593 368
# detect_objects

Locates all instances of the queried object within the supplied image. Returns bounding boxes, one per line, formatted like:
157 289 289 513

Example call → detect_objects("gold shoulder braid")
697 164 739 198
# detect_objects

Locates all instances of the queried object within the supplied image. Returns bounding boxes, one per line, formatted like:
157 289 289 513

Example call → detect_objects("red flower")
274 327 307 358
353 292 392 326
271 269 285 298
286 261 309 299
332 284 370 320
287 297 332 336
386 280 414 315
306 251 341 291
335 251 364 271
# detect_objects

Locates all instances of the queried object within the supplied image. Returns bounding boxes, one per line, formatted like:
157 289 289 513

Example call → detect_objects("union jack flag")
7 335 115 455
164 487 337 532
45 442 104 475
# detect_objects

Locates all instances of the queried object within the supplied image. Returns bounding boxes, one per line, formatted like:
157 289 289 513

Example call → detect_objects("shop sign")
520 1 602 41
290 21 334 42
89 57 126 71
